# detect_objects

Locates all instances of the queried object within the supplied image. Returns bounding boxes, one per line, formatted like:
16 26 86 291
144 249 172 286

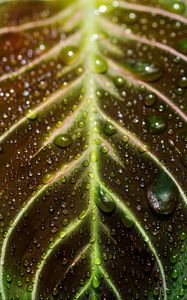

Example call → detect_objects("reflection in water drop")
61 46 79 64
95 187 116 214
104 122 116 136
54 134 73 148
147 171 178 215
93 55 108 73
127 60 163 82
147 115 167 134
167 1 186 14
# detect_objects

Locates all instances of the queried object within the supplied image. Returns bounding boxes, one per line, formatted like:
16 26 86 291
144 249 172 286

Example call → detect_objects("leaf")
0 0 186 299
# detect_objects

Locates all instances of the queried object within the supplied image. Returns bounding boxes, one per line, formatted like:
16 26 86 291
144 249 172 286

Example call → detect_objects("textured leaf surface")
0 0 187 299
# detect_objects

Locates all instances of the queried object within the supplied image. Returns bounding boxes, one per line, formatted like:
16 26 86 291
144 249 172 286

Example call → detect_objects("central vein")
81 0 102 294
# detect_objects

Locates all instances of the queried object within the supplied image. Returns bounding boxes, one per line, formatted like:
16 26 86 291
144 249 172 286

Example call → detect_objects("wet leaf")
0 0 186 299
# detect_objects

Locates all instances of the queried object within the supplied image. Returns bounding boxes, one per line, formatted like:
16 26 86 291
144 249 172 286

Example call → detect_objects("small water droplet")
182 277 187 287
94 257 102 266
171 269 179 280
93 55 108 73
26 110 37 120
61 46 78 64
114 76 125 87
6 275 12 283
54 134 73 148
144 93 157 107
178 76 187 88
168 1 185 14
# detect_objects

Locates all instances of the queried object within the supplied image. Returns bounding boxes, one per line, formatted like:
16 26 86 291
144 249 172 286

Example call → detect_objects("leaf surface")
0 0 187 299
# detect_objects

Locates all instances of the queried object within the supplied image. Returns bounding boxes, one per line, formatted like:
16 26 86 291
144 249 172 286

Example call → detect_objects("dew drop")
147 115 167 134
92 274 101 289
122 135 129 143
122 213 134 229
128 61 163 82
6 275 12 283
42 173 55 184
144 93 157 107
104 122 116 136
168 1 185 14
26 110 37 120
147 171 178 215
171 269 179 280
100 146 108 154
114 76 125 87
182 277 187 287
94 257 102 266
178 76 187 88
54 134 73 148
95 187 116 214
27 285 33 292
61 46 78 64
93 55 108 73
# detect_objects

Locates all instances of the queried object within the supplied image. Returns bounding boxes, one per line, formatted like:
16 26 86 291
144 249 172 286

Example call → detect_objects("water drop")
147 115 167 134
100 146 108 154
178 76 187 88
26 110 37 120
93 55 108 73
114 76 125 87
122 213 134 229
171 269 179 279
27 285 33 292
54 134 73 148
128 61 163 82
94 257 102 266
168 1 185 14
6 275 12 283
179 232 186 241
182 277 187 287
104 122 116 136
147 171 178 215
92 274 101 289
61 46 78 64
144 93 157 107
95 187 116 214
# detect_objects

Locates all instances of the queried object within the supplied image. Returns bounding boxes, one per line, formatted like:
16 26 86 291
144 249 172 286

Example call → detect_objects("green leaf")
0 0 186 299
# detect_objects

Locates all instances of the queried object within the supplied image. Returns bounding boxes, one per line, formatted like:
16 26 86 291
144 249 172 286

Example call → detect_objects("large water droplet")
54 134 73 148
127 61 163 82
147 171 178 215
104 122 116 136
122 213 134 229
147 115 167 134
92 274 101 289
95 187 116 214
